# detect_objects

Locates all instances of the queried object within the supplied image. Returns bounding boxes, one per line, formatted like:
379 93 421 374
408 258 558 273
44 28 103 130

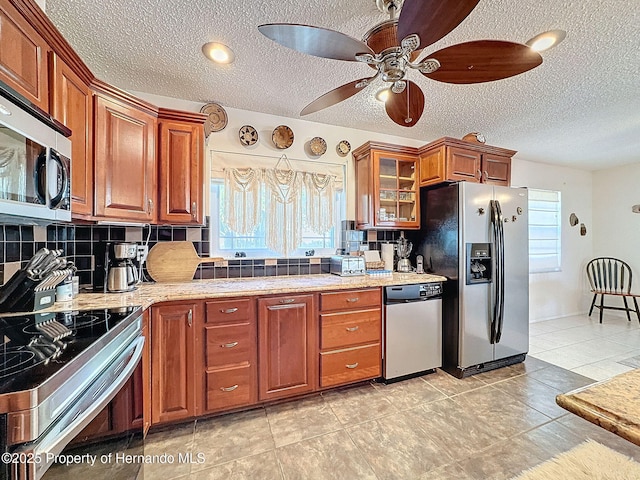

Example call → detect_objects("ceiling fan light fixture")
375 88 391 102
525 30 566 52
202 42 235 64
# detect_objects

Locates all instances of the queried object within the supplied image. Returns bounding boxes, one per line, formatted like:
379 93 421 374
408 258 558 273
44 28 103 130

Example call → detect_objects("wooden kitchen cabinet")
49 52 94 217
157 108 207 224
319 288 382 387
93 87 157 222
258 294 317 401
0 0 49 112
200 298 257 414
151 301 201 424
353 141 420 230
419 137 515 187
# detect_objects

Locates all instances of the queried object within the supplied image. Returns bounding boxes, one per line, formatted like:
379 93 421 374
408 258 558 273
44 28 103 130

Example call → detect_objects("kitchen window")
528 188 561 273
209 181 344 258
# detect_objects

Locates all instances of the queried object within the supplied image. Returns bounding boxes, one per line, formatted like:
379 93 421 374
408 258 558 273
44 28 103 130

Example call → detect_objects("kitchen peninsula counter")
47 273 447 311
556 368 640 446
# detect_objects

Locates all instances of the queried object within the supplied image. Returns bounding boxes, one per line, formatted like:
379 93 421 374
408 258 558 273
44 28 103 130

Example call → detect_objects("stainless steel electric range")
0 306 144 480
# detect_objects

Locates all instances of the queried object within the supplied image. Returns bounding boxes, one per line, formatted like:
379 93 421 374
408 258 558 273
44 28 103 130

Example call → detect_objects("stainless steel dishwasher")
383 283 443 382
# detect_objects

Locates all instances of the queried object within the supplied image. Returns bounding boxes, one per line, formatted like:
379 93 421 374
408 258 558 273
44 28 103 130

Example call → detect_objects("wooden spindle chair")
586 257 640 323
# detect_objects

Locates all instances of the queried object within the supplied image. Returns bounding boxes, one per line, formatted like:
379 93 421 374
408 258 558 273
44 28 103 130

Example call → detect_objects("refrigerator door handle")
489 200 500 344
495 200 506 343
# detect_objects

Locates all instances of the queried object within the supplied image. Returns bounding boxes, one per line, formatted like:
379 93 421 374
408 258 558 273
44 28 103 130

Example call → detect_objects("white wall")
592 162 640 291
511 158 594 322
132 91 424 218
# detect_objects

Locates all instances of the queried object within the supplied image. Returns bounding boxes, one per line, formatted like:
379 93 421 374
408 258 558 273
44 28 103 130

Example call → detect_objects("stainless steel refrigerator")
413 182 529 378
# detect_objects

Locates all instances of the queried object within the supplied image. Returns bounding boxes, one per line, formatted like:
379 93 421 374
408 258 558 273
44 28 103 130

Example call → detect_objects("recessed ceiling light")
202 42 235 64
526 30 567 52
375 88 391 102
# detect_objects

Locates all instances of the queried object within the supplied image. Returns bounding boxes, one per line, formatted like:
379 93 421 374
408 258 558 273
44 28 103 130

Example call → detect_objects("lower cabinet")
150 301 200 424
319 289 382 388
258 294 317 401
201 298 257 413
148 288 383 424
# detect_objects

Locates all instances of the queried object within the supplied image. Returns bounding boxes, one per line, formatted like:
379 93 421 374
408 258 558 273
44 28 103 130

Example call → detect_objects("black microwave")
0 93 71 224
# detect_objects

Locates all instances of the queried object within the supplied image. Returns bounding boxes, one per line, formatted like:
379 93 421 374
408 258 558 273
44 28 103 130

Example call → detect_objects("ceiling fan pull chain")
405 86 412 124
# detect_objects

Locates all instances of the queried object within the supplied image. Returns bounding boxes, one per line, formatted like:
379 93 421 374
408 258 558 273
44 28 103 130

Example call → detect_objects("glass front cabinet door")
353 142 420 230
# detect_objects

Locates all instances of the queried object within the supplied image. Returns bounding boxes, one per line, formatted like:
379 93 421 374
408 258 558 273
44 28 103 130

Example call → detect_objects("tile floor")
141 312 640 480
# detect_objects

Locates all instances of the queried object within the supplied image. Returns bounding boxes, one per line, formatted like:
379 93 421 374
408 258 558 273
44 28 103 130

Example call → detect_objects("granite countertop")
43 273 447 312
556 368 640 446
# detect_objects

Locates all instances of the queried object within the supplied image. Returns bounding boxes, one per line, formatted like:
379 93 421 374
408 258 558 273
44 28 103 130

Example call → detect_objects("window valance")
210 150 345 189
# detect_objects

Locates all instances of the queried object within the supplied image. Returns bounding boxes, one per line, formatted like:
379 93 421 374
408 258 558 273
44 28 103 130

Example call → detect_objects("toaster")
330 255 366 276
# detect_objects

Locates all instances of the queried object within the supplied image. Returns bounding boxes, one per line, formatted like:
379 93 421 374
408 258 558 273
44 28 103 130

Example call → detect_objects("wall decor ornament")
239 125 258 146
200 103 228 136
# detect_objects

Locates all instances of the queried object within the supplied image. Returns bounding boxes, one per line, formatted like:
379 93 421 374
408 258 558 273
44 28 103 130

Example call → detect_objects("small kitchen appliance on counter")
94 242 140 293
330 255 366 276
396 232 413 273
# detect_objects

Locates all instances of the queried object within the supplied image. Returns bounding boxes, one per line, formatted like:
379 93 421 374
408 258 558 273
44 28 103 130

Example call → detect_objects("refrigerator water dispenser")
466 243 492 284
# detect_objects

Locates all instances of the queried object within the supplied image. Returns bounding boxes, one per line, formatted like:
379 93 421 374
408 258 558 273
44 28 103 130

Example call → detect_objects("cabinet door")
446 147 481 183
372 151 419 229
94 94 157 222
50 53 93 217
158 120 203 224
481 154 511 186
0 0 49 111
419 147 445 186
258 294 317 401
151 302 199 424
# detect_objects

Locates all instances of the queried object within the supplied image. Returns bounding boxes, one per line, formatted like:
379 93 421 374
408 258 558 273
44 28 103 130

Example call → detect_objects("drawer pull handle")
220 385 239 392
346 326 360 332
346 297 359 303
279 298 295 304
187 309 193 327
221 308 238 314
345 362 359 369
221 341 238 348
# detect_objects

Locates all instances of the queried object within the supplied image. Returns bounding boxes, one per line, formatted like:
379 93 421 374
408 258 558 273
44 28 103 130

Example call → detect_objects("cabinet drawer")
206 299 253 324
205 365 252 411
320 309 381 349
320 343 381 387
205 323 253 368
320 289 380 312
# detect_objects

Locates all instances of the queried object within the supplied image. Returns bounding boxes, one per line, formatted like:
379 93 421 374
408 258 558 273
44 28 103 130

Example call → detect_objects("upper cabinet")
50 52 94 217
157 109 207 225
419 137 515 187
93 86 158 223
353 142 420 230
0 0 49 111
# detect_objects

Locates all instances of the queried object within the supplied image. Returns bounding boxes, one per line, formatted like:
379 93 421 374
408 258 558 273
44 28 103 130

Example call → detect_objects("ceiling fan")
258 0 543 127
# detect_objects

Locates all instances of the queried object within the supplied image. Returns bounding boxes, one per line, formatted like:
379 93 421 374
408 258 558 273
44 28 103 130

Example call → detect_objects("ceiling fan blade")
397 0 480 50
300 78 372 116
425 40 543 84
258 23 374 61
385 80 425 127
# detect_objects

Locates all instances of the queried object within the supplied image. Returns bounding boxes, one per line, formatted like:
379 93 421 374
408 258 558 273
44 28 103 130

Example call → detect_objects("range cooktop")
0 306 142 396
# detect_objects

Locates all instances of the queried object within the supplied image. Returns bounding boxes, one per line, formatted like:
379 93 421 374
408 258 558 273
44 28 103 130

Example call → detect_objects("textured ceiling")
45 0 640 170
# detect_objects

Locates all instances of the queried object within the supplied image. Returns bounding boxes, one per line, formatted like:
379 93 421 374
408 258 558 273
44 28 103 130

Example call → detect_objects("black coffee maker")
94 242 140 292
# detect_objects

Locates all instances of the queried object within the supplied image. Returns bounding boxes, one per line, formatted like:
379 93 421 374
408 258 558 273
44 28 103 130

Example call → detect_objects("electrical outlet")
136 245 148 263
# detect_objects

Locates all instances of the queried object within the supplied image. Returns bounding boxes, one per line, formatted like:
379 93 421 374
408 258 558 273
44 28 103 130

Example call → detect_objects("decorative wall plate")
309 136 327 156
239 125 258 146
337 140 351 156
200 103 228 136
272 125 294 149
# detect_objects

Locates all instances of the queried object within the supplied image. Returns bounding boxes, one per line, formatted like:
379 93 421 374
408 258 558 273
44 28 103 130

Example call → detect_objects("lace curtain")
223 161 337 256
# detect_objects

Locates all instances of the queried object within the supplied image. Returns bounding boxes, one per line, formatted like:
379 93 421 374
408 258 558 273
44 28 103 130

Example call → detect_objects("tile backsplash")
0 219 401 287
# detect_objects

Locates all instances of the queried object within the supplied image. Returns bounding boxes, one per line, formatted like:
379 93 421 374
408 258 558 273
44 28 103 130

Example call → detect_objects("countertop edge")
39 273 448 312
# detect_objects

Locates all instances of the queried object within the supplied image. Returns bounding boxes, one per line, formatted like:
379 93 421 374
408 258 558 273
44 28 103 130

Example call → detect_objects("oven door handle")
14 336 145 480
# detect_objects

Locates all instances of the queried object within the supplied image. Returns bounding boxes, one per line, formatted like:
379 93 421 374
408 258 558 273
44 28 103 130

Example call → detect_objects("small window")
209 181 343 258
528 188 561 273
